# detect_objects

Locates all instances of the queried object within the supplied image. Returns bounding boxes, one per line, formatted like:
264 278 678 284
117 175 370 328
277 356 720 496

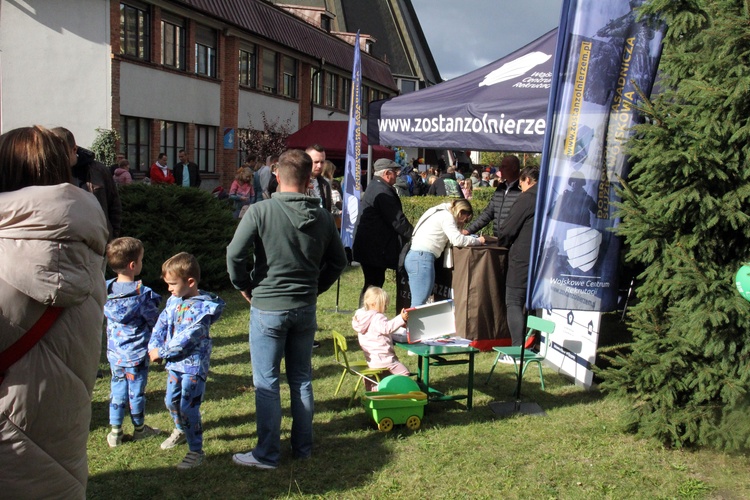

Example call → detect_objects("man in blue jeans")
226 149 347 469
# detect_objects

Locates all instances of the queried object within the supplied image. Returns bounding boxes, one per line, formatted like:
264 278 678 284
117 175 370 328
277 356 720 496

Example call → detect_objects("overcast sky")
411 0 564 81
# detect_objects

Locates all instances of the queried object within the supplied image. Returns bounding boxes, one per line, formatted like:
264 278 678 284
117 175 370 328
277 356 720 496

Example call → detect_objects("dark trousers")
505 286 527 346
360 264 387 306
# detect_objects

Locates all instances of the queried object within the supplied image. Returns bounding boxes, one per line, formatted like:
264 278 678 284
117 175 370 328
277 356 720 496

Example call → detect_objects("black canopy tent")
367 29 558 153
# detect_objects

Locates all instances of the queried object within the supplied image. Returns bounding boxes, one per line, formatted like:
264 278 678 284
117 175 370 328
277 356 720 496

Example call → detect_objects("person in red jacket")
150 153 175 184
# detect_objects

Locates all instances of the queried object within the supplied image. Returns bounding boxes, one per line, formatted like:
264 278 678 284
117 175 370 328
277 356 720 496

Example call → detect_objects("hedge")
114 184 498 291
116 184 237 291
399 187 496 236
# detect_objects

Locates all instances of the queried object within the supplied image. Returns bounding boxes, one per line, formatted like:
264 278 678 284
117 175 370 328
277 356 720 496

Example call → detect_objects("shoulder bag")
0 306 62 385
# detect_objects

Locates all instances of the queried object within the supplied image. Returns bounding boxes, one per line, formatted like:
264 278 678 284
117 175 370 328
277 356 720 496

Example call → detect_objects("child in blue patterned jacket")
148 252 224 470
104 237 162 448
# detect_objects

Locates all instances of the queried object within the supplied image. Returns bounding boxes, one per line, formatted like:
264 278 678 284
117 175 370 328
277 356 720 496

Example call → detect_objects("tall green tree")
601 0 750 450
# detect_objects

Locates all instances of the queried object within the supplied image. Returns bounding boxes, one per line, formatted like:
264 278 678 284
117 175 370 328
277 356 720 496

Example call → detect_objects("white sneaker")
107 430 122 448
232 451 277 469
160 428 187 450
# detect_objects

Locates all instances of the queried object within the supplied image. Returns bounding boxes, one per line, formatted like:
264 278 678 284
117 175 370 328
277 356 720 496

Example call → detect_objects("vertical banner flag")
529 0 665 311
341 31 362 248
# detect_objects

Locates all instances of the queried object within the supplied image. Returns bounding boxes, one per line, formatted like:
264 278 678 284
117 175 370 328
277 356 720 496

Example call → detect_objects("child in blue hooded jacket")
148 252 224 470
104 237 162 447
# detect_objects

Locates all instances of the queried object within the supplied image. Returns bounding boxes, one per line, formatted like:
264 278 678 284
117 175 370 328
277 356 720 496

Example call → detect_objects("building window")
194 125 216 173
159 120 186 167
340 78 351 111
282 56 297 99
239 46 257 88
161 15 185 69
120 116 151 174
195 25 217 77
321 15 331 32
262 49 277 93
326 73 339 108
120 3 150 60
400 79 417 94
311 68 323 105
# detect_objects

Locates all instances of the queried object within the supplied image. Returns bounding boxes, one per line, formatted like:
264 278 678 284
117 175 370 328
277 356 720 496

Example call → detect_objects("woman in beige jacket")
0 126 108 499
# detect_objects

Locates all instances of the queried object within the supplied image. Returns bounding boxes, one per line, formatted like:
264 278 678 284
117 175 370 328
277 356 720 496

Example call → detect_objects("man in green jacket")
226 148 347 470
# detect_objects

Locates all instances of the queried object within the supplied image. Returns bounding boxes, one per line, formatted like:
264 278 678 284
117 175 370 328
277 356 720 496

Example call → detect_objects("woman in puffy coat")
0 126 108 499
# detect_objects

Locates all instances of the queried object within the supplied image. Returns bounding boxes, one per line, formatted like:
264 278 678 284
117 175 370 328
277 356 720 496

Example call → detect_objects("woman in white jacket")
404 199 485 306
0 126 108 499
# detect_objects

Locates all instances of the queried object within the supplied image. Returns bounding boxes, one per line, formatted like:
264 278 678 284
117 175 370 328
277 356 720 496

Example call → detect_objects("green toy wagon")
362 375 428 432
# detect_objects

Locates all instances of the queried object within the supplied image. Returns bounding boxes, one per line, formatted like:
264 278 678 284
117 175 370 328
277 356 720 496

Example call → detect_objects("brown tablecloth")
452 245 511 342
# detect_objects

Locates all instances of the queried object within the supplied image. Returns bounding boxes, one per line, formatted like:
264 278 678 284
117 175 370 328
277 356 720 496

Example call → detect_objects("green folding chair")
485 315 556 391
332 331 385 406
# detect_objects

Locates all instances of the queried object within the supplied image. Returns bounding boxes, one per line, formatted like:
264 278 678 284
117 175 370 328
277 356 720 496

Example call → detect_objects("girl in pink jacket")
352 287 410 390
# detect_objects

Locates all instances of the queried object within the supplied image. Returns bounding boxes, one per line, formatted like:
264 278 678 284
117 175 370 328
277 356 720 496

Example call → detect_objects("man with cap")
462 155 522 237
352 158 414 305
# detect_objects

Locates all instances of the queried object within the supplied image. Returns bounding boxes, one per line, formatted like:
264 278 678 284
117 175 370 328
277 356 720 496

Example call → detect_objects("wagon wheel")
405 415 421 431
378 417 394 432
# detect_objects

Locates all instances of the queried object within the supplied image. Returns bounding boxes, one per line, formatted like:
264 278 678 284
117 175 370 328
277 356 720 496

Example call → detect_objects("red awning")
286 120 395 161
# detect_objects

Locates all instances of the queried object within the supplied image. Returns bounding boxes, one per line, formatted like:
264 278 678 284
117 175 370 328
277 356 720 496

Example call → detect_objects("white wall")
239 90 298 131
0 0 110 148
120 62 221 125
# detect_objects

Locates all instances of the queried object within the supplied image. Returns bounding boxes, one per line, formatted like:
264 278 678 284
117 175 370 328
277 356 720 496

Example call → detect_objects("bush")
117 184 237 291
400 188 496 235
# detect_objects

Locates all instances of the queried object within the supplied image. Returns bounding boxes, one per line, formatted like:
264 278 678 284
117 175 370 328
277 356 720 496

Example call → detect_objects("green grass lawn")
87 266 750 499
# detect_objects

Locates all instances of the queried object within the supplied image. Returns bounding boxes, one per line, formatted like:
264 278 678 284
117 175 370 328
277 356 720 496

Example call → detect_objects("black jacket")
427 173 464 198
352 176 413 269
465 180 522 236
497 184 537 289
173 162 201 187
72 148 122 240
313 176 333 212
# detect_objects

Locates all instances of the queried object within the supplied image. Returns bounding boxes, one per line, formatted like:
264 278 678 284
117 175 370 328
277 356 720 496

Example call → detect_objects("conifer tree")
600 0 750 450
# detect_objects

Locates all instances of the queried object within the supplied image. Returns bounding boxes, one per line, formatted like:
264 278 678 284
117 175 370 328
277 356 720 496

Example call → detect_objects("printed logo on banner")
479 51 552 87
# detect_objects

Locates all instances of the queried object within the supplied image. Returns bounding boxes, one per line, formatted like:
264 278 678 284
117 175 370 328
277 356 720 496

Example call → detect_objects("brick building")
0 0 431 190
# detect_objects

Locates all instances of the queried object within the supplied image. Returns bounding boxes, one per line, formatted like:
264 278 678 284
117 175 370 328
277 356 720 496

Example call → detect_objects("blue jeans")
109 362 148 427
250 304 317 466
404 250 436 307
165 370 206 452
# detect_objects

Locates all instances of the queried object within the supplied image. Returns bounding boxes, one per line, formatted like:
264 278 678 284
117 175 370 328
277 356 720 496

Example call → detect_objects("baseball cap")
373 158 400 172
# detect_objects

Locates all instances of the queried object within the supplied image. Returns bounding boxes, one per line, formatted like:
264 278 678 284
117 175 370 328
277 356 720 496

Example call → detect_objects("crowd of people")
351 153 540 347
0 122 539 495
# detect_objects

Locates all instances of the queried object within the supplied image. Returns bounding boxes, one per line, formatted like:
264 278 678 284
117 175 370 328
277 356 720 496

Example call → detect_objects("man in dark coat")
52 127 122 241
306 144 333 212
463 155 522 236
496 166 539 346
352 158 414 303
174 149 201 187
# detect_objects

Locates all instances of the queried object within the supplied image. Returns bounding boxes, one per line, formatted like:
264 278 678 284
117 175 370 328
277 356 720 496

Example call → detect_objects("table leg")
423 356 430 392
467 352 475 410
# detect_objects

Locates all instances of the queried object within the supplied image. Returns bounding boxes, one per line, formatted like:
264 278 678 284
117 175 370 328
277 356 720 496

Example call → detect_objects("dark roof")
340 0 411 76
400 0 441 84
339 0 441 84
174 0 397 90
